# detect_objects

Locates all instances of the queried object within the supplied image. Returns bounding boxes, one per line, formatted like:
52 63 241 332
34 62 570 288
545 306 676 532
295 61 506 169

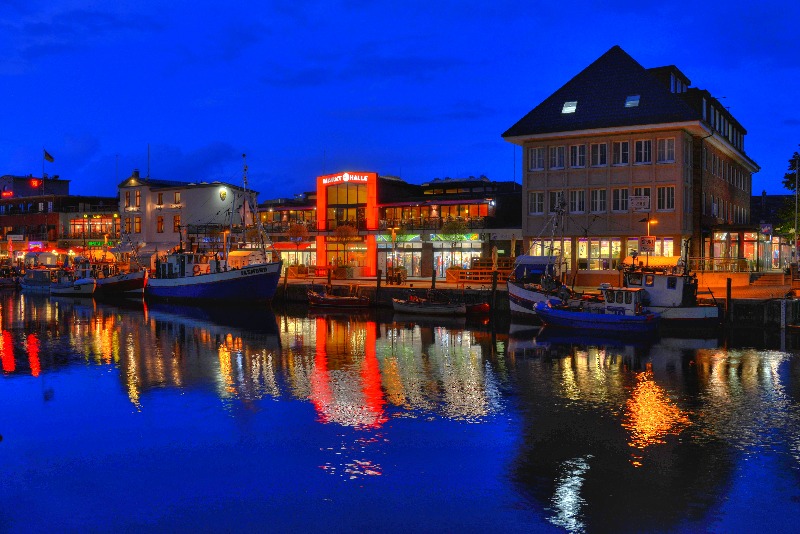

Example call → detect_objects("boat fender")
193 265 201 275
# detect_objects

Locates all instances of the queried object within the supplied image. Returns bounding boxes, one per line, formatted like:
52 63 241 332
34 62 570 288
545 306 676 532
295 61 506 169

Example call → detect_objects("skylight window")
562 101 577 114
625 95 640 108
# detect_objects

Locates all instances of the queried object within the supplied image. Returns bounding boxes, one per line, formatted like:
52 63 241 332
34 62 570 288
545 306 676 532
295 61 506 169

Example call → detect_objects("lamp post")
638 214 657 267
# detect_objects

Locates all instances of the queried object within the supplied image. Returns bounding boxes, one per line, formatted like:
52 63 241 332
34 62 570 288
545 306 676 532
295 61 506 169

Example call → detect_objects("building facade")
503 46 763 280
117 170 256 266
260 172 522 278
0 174 119 263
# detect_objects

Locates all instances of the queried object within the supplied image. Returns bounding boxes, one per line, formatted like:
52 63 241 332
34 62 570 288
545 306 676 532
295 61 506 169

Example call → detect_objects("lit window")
625 95 640 107
562 101 577 114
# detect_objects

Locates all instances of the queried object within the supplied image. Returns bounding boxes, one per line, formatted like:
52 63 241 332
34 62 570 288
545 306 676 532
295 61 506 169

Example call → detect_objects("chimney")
132 169 140 179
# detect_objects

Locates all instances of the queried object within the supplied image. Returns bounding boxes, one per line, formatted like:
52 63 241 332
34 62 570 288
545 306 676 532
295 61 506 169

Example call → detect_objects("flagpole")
42 147 45 179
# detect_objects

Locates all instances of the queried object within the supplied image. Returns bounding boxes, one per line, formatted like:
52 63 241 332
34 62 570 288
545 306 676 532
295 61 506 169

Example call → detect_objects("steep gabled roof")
502 46 700 139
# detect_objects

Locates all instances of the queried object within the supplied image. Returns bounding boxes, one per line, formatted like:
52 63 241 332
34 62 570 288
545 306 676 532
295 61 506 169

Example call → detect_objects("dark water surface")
2 292 800 533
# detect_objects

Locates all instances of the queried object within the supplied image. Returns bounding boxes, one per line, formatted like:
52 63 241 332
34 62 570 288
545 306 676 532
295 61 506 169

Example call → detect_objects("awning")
271 242 312 251
622 256 682 268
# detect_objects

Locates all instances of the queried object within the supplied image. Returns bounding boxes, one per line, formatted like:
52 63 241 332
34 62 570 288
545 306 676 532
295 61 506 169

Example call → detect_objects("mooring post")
491 270 498 315
726 277 732 324
376 269 382 303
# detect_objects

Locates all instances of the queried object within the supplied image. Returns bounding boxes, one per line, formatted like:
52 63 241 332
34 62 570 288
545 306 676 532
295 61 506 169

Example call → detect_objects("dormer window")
625 95 640 108
562 101 577 114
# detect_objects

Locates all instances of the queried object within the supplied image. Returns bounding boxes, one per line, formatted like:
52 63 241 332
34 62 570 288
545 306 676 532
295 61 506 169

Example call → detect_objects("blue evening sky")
1 1 798 200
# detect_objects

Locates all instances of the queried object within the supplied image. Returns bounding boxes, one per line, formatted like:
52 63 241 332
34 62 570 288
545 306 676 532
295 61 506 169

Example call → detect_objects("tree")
440 219 469 269
333 224 358 265
287 223 308 265
776 151 800 239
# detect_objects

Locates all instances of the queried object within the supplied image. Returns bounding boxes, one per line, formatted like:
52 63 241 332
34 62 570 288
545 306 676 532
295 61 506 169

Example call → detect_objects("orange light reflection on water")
622 363 691 466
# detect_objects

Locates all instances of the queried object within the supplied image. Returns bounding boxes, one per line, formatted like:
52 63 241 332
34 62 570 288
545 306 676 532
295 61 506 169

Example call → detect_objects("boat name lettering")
606 306 626 316
241 266 270 275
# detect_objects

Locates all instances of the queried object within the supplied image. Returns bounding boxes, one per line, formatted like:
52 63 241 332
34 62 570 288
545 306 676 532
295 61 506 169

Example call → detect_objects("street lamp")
638 214 657 267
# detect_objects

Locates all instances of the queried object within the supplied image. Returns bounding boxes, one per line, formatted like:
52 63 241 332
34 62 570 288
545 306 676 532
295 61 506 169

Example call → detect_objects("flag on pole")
43 149 54 162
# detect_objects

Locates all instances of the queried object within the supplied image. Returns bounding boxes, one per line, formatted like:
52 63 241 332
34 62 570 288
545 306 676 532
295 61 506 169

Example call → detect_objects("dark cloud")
14 8 161 60
262 51 467 88
783 119 800 126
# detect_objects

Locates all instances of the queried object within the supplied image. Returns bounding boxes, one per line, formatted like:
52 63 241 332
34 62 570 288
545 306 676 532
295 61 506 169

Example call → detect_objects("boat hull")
507 280 568 316
308 290 370 308
145 262 281 302
50 278 96 297
392 298 467 316
96 270 148 297
534 301 659 334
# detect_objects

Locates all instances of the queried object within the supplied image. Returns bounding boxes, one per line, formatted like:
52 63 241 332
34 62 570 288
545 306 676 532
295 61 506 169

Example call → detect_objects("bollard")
726 278 732 324
491 270 498 316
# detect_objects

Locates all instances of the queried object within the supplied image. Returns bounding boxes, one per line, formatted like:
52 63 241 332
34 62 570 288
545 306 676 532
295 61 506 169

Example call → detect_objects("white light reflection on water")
547 454 593 533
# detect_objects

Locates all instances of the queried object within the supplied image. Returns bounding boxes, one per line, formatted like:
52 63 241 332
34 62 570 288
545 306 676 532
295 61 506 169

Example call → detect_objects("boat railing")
687 257 751 272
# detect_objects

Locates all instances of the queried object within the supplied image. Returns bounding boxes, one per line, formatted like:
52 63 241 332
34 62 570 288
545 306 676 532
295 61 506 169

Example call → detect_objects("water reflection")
3 292 800 531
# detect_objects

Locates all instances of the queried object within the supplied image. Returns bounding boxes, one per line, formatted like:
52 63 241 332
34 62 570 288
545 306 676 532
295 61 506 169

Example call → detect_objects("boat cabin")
590 284 649 316
511 255 560 284
154 252 225 279
623 270 698 307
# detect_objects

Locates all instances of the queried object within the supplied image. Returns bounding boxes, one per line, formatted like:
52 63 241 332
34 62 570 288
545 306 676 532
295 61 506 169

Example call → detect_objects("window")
633 187 651 210
657 186 675 210
173 215 181 233
135 190 141 207
625 95 640 107
174 192 181 204
590 143 607 166
569 190 585 213
562 101 577 114
549 146 565 169
657 138 675 163
634 140 651 163
528 147 545 170
549 191 564 213
156 216 164 233
125 191 131 208
134 216 141 233
612 188 628 211
590 189 607 213
612 141 629 165
569 145 586 168
157 192 163 205
124 217 131 234
528 192 544 214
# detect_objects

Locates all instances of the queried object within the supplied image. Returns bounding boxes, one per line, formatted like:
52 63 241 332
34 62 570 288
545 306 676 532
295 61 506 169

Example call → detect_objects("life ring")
193 265 201 275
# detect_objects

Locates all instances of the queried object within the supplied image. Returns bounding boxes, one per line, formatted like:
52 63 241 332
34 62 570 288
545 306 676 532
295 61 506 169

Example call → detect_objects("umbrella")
491 246 498 271
510 235 517 258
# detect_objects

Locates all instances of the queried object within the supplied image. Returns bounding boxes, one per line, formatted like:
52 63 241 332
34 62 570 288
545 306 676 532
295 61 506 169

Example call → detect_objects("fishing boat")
145 251 282 302
145 155 282 303
20 268 56 293
534 285 659 334
95 268 148 297
507 255 572 316
307 289 370 308
620 259 720 324
392 295 467 316
49 260 96 297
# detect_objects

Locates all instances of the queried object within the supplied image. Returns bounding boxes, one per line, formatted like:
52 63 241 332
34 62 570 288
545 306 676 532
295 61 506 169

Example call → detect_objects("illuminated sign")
87 241 117 247
321 172 370 186
1 191 12 198
30 179 41 188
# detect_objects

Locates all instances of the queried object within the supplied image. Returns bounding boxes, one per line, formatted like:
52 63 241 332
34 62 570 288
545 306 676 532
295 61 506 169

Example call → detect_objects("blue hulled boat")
145 251 282 303
534 285 659 334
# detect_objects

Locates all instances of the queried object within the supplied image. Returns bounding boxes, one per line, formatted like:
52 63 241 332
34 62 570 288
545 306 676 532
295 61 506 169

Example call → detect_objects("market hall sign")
321 172 370 186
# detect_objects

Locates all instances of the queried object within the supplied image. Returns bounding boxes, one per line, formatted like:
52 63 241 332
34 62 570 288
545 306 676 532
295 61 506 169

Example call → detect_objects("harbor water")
2 292 800 532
